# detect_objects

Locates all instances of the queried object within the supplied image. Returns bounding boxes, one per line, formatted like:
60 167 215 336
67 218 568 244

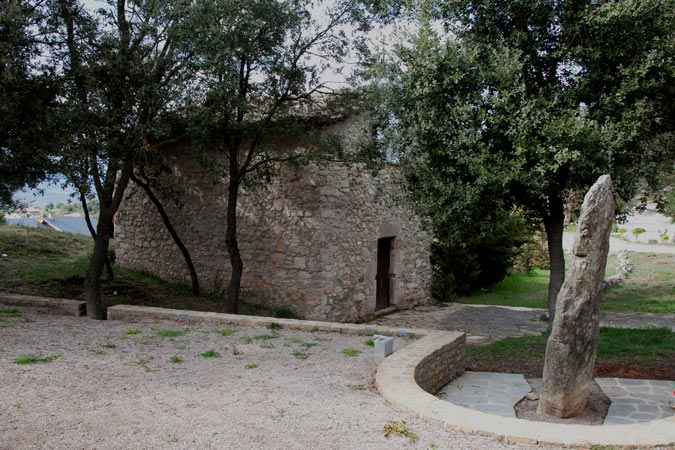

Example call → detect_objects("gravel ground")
0 307 568 450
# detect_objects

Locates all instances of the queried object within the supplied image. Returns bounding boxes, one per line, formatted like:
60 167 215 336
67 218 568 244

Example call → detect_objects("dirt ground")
515 379 610 425
0 307 573 450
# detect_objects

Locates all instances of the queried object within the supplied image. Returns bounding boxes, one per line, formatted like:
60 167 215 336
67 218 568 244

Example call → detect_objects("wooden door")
376 237 393 310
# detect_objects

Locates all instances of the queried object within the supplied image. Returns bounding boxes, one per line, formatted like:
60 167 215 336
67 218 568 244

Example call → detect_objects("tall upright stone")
537 175 615 418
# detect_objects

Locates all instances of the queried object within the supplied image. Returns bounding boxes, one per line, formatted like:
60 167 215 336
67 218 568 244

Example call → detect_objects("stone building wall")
116 119 433 322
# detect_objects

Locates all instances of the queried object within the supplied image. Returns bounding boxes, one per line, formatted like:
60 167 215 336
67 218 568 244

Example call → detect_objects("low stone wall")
415 336 466 395
107 304 427 338
0 293 86 316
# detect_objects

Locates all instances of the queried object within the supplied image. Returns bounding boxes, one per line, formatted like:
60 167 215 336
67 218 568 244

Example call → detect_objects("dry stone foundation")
116 119 433 322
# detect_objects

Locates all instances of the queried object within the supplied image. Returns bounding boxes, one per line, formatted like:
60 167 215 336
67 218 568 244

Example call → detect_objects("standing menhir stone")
537 175 615 418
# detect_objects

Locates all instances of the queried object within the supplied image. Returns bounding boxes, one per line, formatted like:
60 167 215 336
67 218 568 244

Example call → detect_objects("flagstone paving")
436 372 675 425
370 303 675 344
596 378 675 425
437 371 531 418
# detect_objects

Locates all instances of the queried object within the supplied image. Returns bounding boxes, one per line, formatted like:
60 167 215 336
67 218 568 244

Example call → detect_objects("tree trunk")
84 210 114 320
131 172 200 297
543 194 566 329
225 180 243 314
80 191 114 281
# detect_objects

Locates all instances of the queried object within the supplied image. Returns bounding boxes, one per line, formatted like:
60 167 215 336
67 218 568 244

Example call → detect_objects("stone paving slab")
437 372 531 418
597 377 675 425
437 372 675 426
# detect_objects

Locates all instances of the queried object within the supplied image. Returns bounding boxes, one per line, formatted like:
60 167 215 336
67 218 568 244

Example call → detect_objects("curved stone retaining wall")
377 331 675 448
414 335 466 395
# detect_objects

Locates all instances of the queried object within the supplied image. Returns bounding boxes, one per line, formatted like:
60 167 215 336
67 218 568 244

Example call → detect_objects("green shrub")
273 307 294 319
631 227 646 242
432 213 533 301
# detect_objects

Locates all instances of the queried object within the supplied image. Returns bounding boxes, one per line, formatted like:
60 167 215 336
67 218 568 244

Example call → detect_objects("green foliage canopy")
366 0 675 313
0 1 58 209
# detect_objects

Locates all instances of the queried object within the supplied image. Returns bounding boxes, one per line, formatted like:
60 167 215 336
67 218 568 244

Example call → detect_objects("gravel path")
0 307 563 450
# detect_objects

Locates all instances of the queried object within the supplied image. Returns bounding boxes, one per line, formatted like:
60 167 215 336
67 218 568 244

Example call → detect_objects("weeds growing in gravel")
102 343 116 349
130 359 152 372
161 434 178 443
170 356 182 364
200 350 221 358
347 384 365 391
217 329 236 337
11 354 60 365
245 363 259 369
156 329 186 338
267 322 282 330
364 339 374 347
342 348 361 357
383 420 419 443
126 329 142 335
293 350 310 360
254 332 280 341
90 349 107 355
260 342 274 349
231 345 243 356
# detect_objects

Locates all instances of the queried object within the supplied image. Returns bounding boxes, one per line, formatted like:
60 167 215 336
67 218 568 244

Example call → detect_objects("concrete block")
374 334 394 357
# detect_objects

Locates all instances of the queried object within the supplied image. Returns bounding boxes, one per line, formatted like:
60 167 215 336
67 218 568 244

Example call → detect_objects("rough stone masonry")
115 116 434 322
538 175 615 418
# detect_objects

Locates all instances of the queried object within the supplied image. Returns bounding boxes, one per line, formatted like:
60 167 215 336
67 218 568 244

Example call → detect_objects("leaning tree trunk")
84 210 115 320
83 159 133 320
225 180 243 314
543 194 566 328
131 172 200 297
80 191 114 281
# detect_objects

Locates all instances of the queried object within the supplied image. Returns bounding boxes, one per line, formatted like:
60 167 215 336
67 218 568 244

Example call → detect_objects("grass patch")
126 329 142 335
458 269 549 309
341 348 361 357
200 350 221 358
601 253 675 314
102 343 116 349
267 322 282 330
458 252 675 314
11 354 59 365
0 308 20 318
468 327 675 377
0 224 281 316
245 363 259 369
216 329 236 337
347 384 365 391
364 338 374 347
156 329 186 338
169 356 182 364
596 327 675 358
